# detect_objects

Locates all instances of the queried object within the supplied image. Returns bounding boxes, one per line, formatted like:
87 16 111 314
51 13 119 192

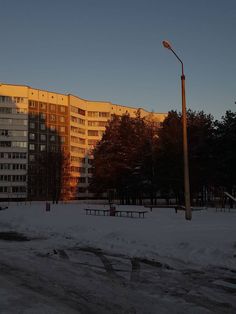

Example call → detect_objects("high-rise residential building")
0 83 167 201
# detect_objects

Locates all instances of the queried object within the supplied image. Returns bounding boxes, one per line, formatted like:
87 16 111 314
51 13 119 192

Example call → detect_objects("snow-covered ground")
0 202 235 313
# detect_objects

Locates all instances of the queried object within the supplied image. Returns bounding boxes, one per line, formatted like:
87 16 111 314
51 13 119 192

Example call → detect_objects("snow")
1 202 235 269
0 202 235 313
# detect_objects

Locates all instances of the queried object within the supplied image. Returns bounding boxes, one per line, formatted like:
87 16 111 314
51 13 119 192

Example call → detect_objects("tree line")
90 110 236 206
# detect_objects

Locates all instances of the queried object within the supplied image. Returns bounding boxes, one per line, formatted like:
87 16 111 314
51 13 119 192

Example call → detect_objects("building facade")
0 83 166 200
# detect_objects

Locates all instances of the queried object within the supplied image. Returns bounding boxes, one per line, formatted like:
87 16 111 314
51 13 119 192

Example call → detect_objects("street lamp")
162 40 192 220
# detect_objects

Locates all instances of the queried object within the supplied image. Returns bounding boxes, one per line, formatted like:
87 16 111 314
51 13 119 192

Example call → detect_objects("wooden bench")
114 210 147 218
144 205 180 213
84 208 147 218
144 205 204 213
84 208 110 216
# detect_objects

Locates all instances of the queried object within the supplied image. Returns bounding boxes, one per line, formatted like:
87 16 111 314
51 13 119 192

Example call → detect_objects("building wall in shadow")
0 95 28 201
27 101 72 201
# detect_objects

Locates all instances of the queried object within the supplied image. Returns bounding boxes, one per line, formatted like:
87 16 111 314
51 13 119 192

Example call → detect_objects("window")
88 130 99 136
60 136 65 143
29 144 35 151
29 133 35 140
70 166 86 173
0 107 12 114
71 156 85 163
30 122 35 129
0 96 6 103
71 116 77 123
40 113 46 120
40 102 47 110
40 134 46 141
1 130 26 137
78 108 85 116
50 104 56 112
0 118 27 126
50 115 56 122
0 141 11 147
14 130 27 137
60 126 66 133
78 177 86 183
15 108 27 114
50 145 57 152
12 142 27 148
71 106 77 114
5 152 26 159
11 164 26 170
71 136 78 143
70 116 85 125
78 118 85 125
79 138 85 145
0 186 8 193
14 97 20 103
50 125 56 131
50 135 55 142
30 112 37 119
29 154 35 162
88 111 98 117
40 124 46 130
88 120 107 127
29 101 36 108
59 116 65 123
88 158 93 165
12 186 26 193
70 126 85 134
99 112 110 118
0 129 9 136
88 139 98 146
71 106 85 115
70 146 85 154
60 106 66 112
40 145 46 151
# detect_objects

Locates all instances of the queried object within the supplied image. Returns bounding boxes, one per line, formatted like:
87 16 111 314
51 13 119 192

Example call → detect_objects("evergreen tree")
187 110 215 204
156 110 216 205
156 111 183 203
214 110 236 195
90 113 159 203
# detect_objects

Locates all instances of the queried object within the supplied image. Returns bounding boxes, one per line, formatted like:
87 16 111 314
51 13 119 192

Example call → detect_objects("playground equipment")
216 191 236 212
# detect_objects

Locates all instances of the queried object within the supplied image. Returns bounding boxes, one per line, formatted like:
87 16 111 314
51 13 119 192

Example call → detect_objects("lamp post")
162 40 192 220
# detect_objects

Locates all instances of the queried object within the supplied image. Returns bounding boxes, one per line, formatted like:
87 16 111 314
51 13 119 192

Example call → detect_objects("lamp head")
162 40 172 49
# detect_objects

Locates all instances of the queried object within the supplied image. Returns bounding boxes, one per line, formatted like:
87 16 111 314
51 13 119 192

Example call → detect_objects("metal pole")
181 74 192 220
162 41 192 220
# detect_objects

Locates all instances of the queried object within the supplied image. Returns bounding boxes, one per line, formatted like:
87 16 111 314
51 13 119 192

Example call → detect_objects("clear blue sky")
1 0 235 119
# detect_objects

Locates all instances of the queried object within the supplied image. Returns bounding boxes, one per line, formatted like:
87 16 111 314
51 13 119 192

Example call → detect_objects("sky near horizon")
0 0 235 119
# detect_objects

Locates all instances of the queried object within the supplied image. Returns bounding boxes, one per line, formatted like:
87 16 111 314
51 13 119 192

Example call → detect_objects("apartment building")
0 83 166 200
